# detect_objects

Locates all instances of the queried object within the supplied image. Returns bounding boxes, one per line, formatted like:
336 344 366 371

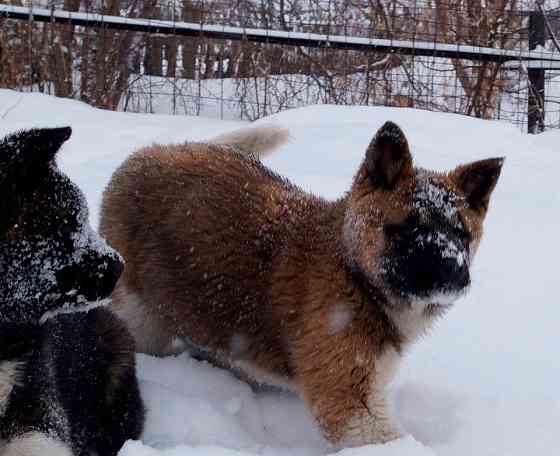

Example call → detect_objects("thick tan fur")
212 124 289 158
100 124 501 448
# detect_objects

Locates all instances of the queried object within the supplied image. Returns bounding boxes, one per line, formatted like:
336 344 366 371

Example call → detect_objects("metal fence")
1 0 560 133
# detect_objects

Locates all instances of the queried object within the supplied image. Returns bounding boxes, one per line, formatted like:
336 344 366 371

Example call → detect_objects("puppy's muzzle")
386 225 471 298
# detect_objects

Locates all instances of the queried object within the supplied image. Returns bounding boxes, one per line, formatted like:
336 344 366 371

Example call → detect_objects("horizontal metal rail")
2 4 560 64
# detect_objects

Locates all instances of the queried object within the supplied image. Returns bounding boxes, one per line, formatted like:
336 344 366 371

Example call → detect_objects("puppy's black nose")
437 258 470 291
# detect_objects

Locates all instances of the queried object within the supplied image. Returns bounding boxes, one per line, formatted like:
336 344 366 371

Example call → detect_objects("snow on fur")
1 89 559 456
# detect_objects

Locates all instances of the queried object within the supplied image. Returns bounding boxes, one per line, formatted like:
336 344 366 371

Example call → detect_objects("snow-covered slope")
1 89 559 456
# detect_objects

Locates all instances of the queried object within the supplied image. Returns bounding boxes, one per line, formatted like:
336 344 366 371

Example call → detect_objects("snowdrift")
1 89 559 456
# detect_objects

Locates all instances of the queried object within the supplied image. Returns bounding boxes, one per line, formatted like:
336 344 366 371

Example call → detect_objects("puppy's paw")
340 419 404 448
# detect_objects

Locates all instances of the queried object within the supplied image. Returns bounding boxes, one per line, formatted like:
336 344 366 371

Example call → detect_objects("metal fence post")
528 10 546 134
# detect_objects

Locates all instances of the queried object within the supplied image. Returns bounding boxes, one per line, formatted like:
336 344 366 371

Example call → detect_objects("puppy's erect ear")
365 121 413 189
0 127 71 187
452 157 504 211
0 127 72 233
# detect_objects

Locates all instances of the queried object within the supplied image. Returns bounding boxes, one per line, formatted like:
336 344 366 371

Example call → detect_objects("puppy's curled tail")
211 124 289 159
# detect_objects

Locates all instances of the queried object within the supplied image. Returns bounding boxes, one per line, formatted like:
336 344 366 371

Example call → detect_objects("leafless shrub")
0 0 553 127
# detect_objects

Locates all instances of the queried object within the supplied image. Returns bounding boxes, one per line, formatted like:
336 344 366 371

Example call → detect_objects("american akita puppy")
100 122 502 447
0 127 144 456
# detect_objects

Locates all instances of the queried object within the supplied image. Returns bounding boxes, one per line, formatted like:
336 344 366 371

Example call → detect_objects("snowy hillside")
1 89 559 456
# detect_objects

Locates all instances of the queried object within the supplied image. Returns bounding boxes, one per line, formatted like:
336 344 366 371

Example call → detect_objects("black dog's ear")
365 121 413 189
0 127 72 184
0 127 72 233
452 157 504 211
0 126 72 187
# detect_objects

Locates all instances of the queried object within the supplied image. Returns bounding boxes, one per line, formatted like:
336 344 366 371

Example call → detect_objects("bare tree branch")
537 0 560 53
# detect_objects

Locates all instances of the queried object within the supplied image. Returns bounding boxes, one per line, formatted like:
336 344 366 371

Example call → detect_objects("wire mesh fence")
1 0 560 132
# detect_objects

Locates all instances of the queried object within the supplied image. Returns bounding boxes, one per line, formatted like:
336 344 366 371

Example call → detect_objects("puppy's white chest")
373 347 401 392
0 361 22 415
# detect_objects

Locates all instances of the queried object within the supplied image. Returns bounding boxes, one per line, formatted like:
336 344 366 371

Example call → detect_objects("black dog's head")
0 127 123 323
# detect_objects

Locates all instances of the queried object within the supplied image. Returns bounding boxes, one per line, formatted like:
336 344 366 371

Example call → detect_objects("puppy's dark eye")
5 217 26 239
384 224 405 240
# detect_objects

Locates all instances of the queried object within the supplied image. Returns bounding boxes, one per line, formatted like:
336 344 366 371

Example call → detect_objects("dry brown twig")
537 1 560 54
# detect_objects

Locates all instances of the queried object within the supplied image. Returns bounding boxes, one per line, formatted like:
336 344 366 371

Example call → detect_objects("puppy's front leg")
339 387 402 447
294 341 402 448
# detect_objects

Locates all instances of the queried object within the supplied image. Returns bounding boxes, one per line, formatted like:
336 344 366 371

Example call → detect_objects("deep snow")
1 89 559 455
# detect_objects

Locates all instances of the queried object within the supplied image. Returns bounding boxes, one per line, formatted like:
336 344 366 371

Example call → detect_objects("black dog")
0 127 144 455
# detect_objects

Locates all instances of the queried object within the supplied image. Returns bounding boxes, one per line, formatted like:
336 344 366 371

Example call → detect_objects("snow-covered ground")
1 89 559 456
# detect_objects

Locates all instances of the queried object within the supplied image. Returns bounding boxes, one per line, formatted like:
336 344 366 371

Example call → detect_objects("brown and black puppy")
100 122 503 448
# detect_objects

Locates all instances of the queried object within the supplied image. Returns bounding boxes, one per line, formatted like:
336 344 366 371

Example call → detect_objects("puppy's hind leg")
2 432 73 456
